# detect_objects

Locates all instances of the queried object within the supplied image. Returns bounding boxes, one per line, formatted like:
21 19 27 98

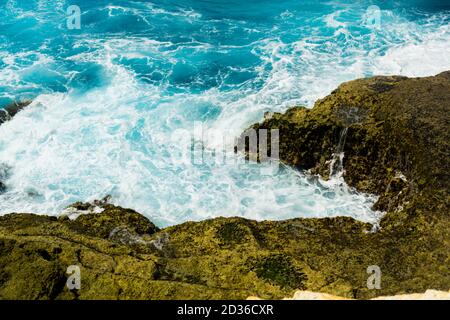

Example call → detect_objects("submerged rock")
0 164 11 194
0 100 32 125
0 73 448 299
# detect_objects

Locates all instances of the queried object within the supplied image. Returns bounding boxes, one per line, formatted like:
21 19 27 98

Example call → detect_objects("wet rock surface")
0 101 32 125
0 73 449 299
0 164 11 195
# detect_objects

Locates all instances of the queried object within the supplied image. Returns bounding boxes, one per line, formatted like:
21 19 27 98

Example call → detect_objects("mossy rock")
0 73 449 299
64 203 160 238
249 254 307 289
243 71 450 214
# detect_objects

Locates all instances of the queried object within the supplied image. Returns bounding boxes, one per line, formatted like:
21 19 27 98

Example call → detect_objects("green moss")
250 254 307 289
216 221 249 245
65 204 160 238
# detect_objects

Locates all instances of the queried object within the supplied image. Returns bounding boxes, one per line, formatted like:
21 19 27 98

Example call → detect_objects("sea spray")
329 127 349 182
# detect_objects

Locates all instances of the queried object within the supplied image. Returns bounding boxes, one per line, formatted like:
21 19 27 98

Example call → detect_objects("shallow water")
0 0 449 226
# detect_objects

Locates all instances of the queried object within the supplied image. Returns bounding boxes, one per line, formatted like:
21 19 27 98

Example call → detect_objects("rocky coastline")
0 72 448 299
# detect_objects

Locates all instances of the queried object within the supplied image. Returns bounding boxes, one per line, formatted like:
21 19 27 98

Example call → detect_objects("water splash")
329 127 349 182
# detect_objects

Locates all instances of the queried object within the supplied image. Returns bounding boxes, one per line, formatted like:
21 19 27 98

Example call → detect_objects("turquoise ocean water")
0 0 449 226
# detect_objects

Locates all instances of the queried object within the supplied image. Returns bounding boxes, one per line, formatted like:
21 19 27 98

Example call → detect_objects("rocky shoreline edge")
0 72 448 299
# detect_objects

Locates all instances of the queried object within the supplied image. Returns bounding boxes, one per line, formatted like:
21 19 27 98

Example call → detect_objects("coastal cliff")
0 72 448 299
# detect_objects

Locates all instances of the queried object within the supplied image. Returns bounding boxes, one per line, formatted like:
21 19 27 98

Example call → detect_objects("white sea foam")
371 38 450 77
324 10 349 29
0 42 382 226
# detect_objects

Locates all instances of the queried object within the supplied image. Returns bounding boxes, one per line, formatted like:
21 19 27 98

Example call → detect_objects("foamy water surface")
0 0 449 226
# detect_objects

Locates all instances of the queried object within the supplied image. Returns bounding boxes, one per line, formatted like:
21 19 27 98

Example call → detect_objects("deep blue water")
0 0 449 226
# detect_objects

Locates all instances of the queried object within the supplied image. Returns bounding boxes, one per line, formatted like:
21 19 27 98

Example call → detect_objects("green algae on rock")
0 206 372 299
0 203 446 299
0 72 449 299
